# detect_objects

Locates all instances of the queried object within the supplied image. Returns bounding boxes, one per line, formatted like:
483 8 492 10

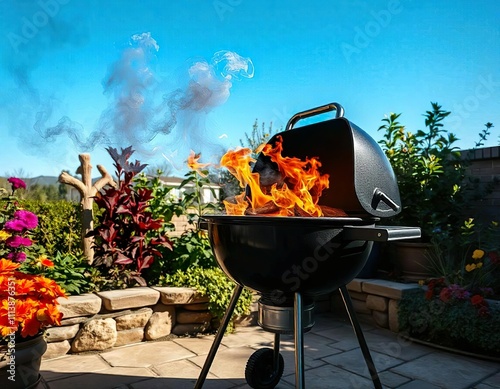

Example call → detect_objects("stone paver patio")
41 311 500 389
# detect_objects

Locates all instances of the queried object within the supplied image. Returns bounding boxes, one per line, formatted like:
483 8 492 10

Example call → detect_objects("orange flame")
221 136 329 216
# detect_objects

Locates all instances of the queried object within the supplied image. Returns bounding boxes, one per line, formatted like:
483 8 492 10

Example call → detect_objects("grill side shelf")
342 226 421 242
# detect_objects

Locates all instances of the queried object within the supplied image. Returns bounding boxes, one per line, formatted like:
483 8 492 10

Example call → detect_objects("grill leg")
273 332 281 371
194 284 243 389
294 292 305 389
339 285 382 389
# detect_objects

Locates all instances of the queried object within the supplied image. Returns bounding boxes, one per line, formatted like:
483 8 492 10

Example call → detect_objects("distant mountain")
26 176 60 186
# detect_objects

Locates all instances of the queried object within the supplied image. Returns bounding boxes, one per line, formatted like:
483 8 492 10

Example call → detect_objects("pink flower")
4 210 38 232
13 210 38 229
7 177 26 190
439 288 452 303
7 252 27 262
5 235 32 248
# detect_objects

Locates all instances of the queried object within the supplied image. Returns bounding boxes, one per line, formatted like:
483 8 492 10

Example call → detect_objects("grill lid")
251 103 401 218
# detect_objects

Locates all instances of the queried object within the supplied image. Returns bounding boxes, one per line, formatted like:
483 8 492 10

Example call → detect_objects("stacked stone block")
44 287 213 359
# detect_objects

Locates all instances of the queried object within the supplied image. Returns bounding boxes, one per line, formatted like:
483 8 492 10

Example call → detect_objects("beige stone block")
97 287 160 311
114 308 153 330
114 328 144 347
388 299 400 332
351 298 371 315
172 322 211 336
71 318 117 352
153 286 209 305
60 316 88 326
372 310 389 328
43 340 71 360
144 305 176 340
361 279 420 299
176 310 212 324
57 293 102 319
183 302 210 311
366 295 388 312
349 291 368 301
46 324 80 342
346 279 363 292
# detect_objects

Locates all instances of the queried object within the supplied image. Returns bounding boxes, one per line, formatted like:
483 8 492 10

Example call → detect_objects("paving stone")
40 354 110 382
114 307 153 330
46 323 80 342
363 331 432 361
114 327 144 347
366 295 388 311
283 363 373 388
100 340 195 368
220 326 275 348
43 340 71 360
97 287 160 311
132 375 235 389
361 279 420 299
390 351 499 389
173 334 227 355
57 293 102 319
396 379 442 389
153 286 209 305
378 370 412 388
189 346 255 380
71 318 117 352
481 371 500 387
322 347 404 377
44 367 155 389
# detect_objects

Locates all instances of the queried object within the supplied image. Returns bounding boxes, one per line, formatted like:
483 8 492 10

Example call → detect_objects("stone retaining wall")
44 286 216 359
332 278 421 332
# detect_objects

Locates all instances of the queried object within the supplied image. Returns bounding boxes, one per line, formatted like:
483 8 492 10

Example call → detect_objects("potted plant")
0 177 67 388
378 103 492 280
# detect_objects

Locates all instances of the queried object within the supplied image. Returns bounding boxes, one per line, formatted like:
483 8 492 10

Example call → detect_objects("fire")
221 136 329 216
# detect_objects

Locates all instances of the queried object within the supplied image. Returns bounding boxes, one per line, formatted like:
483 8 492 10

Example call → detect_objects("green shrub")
19 199 82 257
162 266 253 332
398 289 500 357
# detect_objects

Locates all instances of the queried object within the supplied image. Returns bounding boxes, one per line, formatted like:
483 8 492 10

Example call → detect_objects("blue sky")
1 0 499 178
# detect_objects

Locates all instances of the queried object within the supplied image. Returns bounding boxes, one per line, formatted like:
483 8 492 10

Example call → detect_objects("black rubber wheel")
245 348 285 389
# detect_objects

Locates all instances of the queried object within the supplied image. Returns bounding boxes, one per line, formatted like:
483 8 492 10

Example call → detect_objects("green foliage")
398 290 500 357
19 200 82 257
162 266 253 332
379 102 494 241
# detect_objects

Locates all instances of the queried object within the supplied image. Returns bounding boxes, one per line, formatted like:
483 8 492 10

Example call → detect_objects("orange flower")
0 258 21 273
465 263 476 272
472 249 485 260
187 150 211 177
38 255 54 268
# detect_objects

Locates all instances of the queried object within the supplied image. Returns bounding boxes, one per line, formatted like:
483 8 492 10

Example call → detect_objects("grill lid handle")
286 102 345 131
371 188 401 212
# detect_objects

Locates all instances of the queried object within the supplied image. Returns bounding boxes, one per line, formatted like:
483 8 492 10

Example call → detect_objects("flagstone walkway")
40 311 500 389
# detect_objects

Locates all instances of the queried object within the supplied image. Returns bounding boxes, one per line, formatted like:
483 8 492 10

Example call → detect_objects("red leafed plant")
88 146 172 288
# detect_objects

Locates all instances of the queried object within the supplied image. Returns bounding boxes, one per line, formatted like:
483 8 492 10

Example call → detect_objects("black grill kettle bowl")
195 103 421 389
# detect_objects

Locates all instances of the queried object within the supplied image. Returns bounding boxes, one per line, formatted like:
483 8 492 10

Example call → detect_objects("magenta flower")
7 252 27 263
6 236 32 248
4 219 26 232
4 210 38 232
13 210 38 229
7 177 26 190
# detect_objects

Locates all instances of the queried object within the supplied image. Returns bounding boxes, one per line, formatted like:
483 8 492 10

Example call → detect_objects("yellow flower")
472 249 485 260
0 230 11 241
418 280 425 286
476 262 483 269
465 263 476 272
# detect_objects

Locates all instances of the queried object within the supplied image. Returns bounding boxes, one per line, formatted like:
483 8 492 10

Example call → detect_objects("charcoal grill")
194 103 420 389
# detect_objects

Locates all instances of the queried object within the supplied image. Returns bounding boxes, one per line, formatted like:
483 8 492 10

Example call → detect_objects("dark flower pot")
392 241 434 281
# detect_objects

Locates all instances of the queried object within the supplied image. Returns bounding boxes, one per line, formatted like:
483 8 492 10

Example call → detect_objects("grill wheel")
245 348 285 389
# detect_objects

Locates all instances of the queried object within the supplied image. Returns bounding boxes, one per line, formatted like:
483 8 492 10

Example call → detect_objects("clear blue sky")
1 0 499 178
